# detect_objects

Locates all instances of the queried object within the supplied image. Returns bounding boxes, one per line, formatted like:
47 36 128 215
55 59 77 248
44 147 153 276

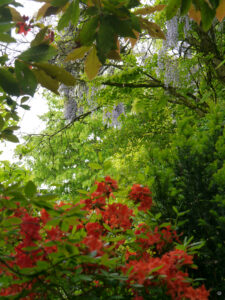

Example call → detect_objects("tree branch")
102 80 208 115
27 106 101 140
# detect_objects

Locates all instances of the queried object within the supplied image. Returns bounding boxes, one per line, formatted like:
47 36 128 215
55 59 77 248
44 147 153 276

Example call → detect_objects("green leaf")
61 219 70 231
19 45 57 63
8 6 23 22
15 60 37 96
103 223 113 232
0 33 16 43
0 22 14 33
47 218 61 226
65 46 91 61
0 7 12 23
200 0 215 31
96 17 116 63
166 0 181 19
71 0 80 27
3 217 22 226
180 0 192 15
77 189 88 195
1 133 19 142
149 264 163 274
0 54 8 65
35 194 57 201
20 104 30 110
57 0 80 30
31 27 49 47
0 0 15 7
32 69 59 94
4 125 20 131
51 0 69 7
25 181 37 197
172 206 179 214
84 46 102 80
79 16 99 45
57 8 70 30
111 16 137 38
34 62 76 86
36 260 50 270
20 96 29 104
0 115 4 131
0 68 20 96
88 162 102 169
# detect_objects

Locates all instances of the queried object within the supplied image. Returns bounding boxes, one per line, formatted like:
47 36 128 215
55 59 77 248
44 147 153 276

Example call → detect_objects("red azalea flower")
16 16 31 36
101 203 133 230
129 184 152 211
45 30 55 43
20 214 41 241
40 208 50 225
83 234 103 252
104 176 118 190
85 222 103 238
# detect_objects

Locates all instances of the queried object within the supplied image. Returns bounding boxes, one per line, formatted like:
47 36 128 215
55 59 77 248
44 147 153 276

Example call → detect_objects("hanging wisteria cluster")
166 16 179 48
156 16 191 88
104 103 125 127
164 60 180 88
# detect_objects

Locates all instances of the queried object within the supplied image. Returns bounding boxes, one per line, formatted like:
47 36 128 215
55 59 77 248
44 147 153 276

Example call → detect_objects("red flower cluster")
80 176 118 210
0 177 209 299
45 29 54 43
135 223 179 253
123 249 209 300
83 222 104 253
129 184 152 211
101 203 133 230
16 16 32 36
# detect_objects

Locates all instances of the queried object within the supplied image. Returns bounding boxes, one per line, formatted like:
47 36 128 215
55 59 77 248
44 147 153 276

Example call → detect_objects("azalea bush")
0 177 209 299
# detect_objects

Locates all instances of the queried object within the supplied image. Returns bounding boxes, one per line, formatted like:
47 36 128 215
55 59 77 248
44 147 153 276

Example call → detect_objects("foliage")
0 177 209 299
148 105 225 297
2 0 225 299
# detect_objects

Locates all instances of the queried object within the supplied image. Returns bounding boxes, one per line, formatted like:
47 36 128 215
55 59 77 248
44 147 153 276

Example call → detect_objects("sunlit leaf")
32 68 59 94
65 46 91 61
88 162 102 169
84 46 102 80
34 62 76 85
188 4 201 24
36 3 52 19
8 6 23 22
134 5 166 15
216 0 225 21
140 18 165 39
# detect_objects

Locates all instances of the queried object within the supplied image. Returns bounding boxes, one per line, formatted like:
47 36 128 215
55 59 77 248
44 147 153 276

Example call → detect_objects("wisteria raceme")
104 103 125 127
166 16 178 48
64 98 77 121
183 16 191 39
164 59 180 88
